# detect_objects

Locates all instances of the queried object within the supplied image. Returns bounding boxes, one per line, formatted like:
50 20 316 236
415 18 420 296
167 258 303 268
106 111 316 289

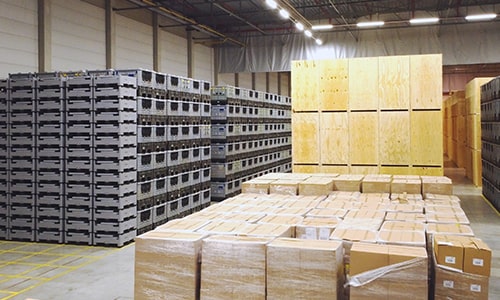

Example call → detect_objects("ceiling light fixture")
265 0 278 9
304 30 312 37
295 22 304 31
279 8 290 19
311 24 334 30
409 17 439 25
357 21 385 27
315 38 323 45
465 13 497 21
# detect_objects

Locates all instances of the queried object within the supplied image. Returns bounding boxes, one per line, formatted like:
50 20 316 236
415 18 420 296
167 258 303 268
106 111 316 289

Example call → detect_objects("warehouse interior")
0 0 499 299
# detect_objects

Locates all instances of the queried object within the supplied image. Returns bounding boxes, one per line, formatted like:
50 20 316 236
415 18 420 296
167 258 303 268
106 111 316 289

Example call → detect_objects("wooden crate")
380 166 411 175
456 141 466 168
471 149 482 187
410 111 443 166
379 111 410 165
320 112 349 164
465 147 473 179
320 165 350 174
291 60 319 111
349 57 379 110
350 165 380 175
410 166 444 176
465 77 493 115
292 112 319 164
292 164 321 173
318 59 348 111
466 114 481 150
349 112 378 164
410 54 442 109
332 174 363 191
362 174 392 193
379 55 410 109
298 177 335 196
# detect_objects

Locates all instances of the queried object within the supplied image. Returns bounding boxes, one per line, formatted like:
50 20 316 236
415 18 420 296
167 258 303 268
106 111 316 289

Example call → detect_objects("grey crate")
137 207 153 229
94 182 136 198
201 189 211 205
94 159 136 173
65 206 92 219
94 171 136 185
201 103 210 118
37 217 63 230
138 125 154 143
94 97 136 112
38 123 64 135
211 123 240 139
10 111 35 122
94 135 136 148
93 194 136 209
66 123 92 134
66 98 93 111
10 146 35 158
65 194 93 206
66 135 93 147
138 97 153 115
115 69 153 88
153 126 166 143
36 229 64 243
37 169 63 182
153 151 167 169
64 230 93 245
66 158 92 170
166 199 180 218
201 145 210 161
9 215 36 228
167 173 181 191
482 141 500 166
38 193 64 206
152 203 167 224
9 227 35 241
66 146 92 158
66 110 93 122
65 217 92 231
138 180 153 200
153 177 167 196
9 204 35 217
94 111 137 124
94 86 136 99
94 147 136 161
137 153 153 172
167 99 183 116
93 229 135 247
10 123 36 136
178 194 191 214
66 181 92 194
36 205 64 219
10 192 35 205
94 217 136 234
152 99 167 116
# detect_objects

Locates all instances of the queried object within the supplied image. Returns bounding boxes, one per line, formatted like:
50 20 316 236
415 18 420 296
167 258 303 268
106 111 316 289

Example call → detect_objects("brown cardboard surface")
135 231 205 300
298 176 335 195
306 208 348 218
241 178 275 194
390 179 422 194
378 230 426 247
384 212 426 222
258 214 304 226
380 220 426 231
295 217 339 240
269 179 303 195
447 236 492 276
330 228 378 244
154 218 210 233
434 261 489 300
267 238 343 299
200 235 272 300
434 235 464 270
238 223 294 238
196 220 247 235
333 174 364 191
350 243 389 276
361 175 392 193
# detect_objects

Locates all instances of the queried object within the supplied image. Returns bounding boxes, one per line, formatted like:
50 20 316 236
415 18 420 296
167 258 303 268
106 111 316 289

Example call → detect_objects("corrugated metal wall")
115 14 153 70
193 43 213 82
160 30 188 76
269 72 278 94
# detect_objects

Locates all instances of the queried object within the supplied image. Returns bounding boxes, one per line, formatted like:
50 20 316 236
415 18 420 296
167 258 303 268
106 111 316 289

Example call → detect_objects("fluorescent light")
295 22 304 31
304 30 312 37
315 39 323 45
311 24 333 30
265 0 277 9
410 17 439 24
357 21 385 27
279 8 289 19
465 13 497 21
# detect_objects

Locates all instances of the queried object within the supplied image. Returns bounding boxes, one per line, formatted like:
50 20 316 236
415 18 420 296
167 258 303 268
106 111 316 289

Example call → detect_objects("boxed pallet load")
269 179 304 195
134 231 205 300
377 230 426 247
348 243 428 300
421 176 453 195
390 178 422 194
298 176 335 196
295 217 339 240
238 223 294 238
333 174 364 191
200 235 272 300
154 218 209 233
241 178 275 194
267 238 344 299
361 174 392 193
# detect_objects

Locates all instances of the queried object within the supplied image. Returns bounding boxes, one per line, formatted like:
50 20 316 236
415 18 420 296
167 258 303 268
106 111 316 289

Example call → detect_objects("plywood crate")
291 60 319 111
391 178 422 194
379 111 410 165
292 164 321 173
361 174 392 193
349 112 378 164
411 166 444 176
320 112 349 164
380 166 411 175
410 54 442 109
466 114 481 150
379 55 410 109
292 112 319 164
465 77 494 114
470 148 482 187
411 110 443 166
318 59 348 111
320 165 350 174
350 165 380 175
332 174 363 191
349 57 379 110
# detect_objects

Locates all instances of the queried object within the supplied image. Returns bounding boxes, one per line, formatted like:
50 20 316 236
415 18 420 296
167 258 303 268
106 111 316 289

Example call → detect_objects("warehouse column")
213 47 219 85
251 73 256 90
152 12 159 72
266 72 270 92
277 72 282 95
234 73 239 87
287 72 291 97
187 29 193 78
37 0 51 72
105 0 115 69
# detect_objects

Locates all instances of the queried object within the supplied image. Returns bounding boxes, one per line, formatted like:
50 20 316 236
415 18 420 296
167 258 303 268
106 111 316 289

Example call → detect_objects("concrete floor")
1 166 499 300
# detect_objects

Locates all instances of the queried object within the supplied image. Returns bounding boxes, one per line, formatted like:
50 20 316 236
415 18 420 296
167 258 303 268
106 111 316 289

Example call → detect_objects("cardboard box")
154 218 209 233
385 203 423 213
267 238 344 300
380 221 425 232
378 230 426 247
421 176 453 195
238 223 294 238
390 193 423 201
332 174 364 191
258 214 304 226
317 199 360 210
279 198 322 209
186 211 226 221
390 179 422 194
298 176 335 196
350 243 389 276
200 235 272 300
339 217 384 232
330 228 378 244
462 237 492 276
361 174 392 193
329 190 362 200
385 212 426 222
358 193 391 201
306 208 348 219
295 217 339 240
241 178 274 194
272 207 312 216
219 212 266 223
424 194 461 201
269 179 303 195
434 235 464 270
426 213 470 224
196 220 247 235
134 231 205 300
426 223 474 241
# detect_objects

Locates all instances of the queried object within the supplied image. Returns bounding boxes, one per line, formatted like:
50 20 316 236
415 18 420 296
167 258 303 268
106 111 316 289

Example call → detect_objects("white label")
318 228 331 240
443 280 454 288
445 256 456 264
305 227 317 240
470 284 481 292
472 258 484 266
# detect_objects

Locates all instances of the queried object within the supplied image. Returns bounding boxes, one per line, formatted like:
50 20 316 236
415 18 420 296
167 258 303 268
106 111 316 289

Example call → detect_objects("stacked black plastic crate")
210 86 292 201
0 79 9 240
481 77 500 209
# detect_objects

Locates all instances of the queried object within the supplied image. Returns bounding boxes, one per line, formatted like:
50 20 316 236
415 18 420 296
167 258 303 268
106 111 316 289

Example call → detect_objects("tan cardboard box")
186 211 226 221
377 230 426 247
154 218 210 233
200 235 272 300
306 208 348 219
385 212 426 222
196 220 247 235
134 231 205 300
390 193 423 201
447 236 492 276
385 203 423 213
426 223 474 241
391 179 422 194
241 178 275 194
267 238 344 300
330 228 378 245
298 176 335 196
272 206 312 216
358 193 391 202
329 190 362 200
434 235 464 270
424 194 461 201
238 223 294 238
361 174 392 193
421 176 453 195
338 217 384 232
380 220 426 231
269 179 303 195
219 212 266 223
388 245 428 299
279 198 321 209
426 212 470 225
295 217 339 240
350 243 389 276
333 174 364 191
258 214 304 226
434 260 489 300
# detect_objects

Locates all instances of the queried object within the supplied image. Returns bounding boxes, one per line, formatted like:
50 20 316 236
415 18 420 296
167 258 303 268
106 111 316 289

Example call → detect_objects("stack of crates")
481 77 500 209
210 86 292 201
0 79 8 239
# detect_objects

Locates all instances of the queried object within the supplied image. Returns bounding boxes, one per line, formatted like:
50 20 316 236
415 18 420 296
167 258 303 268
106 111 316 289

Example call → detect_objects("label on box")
470 284 481 292
472 258 484 266
305 227 317 240
318 228 330 240
445 256 456 264
443 280 454 288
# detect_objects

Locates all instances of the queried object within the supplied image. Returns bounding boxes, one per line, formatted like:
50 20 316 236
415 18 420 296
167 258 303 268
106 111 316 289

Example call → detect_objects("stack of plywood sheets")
292 54 443 176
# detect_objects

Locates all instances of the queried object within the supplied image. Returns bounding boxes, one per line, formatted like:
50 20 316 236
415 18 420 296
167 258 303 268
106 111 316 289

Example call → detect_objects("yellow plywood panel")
291 60 319 111
410 54 442 109
320 165 350 174
379 111 410 165
292 164 321 173
410 166 443 176
350 165 380 175
379 55 410 109
469 148 482 187
292 113 320 163
320 112 349 164
466 114 481 150
465 77 493 115
411 111 443 166
380 166 411 175
349 112 378 164
318 59 349 111
349 57 379 110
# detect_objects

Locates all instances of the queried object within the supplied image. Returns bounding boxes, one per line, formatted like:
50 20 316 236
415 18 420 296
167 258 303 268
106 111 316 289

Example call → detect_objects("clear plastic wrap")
295 216 340 240
269 179 303 195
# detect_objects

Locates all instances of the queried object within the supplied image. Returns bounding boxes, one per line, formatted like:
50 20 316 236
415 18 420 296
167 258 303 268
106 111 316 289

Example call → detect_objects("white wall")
0 0 37 77
160 30 188 76
269 72 278 94
115 14 153 70
51 0 105 71
280 72 290 97
238 72 252 89
255 72 266 92
193 43 213 82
